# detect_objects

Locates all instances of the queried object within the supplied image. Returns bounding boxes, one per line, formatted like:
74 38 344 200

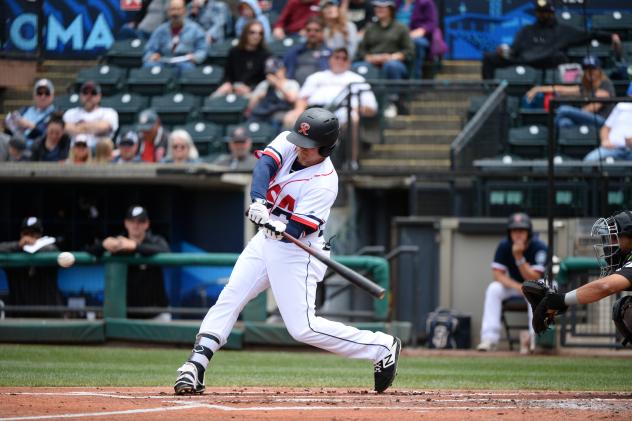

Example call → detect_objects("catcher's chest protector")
612 295 632 346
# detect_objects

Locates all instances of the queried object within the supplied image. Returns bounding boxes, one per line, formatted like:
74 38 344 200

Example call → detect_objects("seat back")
177 65 224 95
75 64 126 96
105 38 146 68
177 121 225 156
150 93 200 125
201 94 248 124
127 66 176 96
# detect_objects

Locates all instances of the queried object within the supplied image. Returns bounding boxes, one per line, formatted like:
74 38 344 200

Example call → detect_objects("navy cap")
136 109 160 132
582 55 602 69
125 205 148 221
21 216 43 234
117 130 139 147
80 80 102 95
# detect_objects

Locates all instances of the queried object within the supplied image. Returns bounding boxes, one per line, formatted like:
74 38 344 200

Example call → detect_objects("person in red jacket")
272 0 320 39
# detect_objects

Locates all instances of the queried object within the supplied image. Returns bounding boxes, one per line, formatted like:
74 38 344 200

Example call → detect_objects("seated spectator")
143 0 207 75
273 0 320 40
161 129 201 163
94 138 114 164
341 0 374 37
247 57 300 129
584 82 632 162
29 112 71 162
356 1 413 80
526 56 615 130
283 16 331 86
66 134 93 165
235 0 272 41
0 216 62 317
213 126 258 170
136 109 169 163
99 205 171 320
112 131 142 164
394 0 439 79
63 81 119 150
481 0 621 80
187 0 231 45
4 79 56 142
119 0 170 40
6 136 31 162
321 0 359 60
212 20 271 97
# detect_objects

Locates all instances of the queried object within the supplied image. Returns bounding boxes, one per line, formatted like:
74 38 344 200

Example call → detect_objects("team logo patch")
298 122 310 136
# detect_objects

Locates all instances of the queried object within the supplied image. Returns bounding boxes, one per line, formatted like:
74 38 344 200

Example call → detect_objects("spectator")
247 57 300 129
112 131 142 164
161 129 201 163
212 20 271 97
481 0 621 80
136 109 169 163
187 0 231 45
356 0 413 80
584 82 632 162
0 133 8 161
212 126 258 170
6 136 31 162
283 16 331 86
394 0 439 79
143 0 207 75
94 138 115 164
29 113 71 162
235 0 272 42
0 216 62 317
63 81 119 150
119 0 170 40
341 0 374 36
273 0 320 40
99 205 171 320
66 135 93 165
526 56 615 130
3 79 56 141
477 213 547 352
320 0 359 60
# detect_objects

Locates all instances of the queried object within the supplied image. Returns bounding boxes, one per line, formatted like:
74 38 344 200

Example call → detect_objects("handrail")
0 252 390 319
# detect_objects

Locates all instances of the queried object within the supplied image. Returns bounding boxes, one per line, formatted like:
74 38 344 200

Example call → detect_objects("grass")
1 344 631 391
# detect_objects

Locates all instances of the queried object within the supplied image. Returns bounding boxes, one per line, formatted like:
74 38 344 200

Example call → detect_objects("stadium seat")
567 39 611 63
268 36 300 58
53 93 81 112
177 65 224 95
500 297 528 351
494 65 538 96
75 64 126 96
177 121 225 157
127 66 175 96
591 11 632 35
507 125 548 159
105 38 146 68
518 108 548 127
100 93 150 126
557 10 586 30
352 62 380 80
150 93 200 125
205 38 238 67
225 121 277 147
201 94 248 124
558 124 599 159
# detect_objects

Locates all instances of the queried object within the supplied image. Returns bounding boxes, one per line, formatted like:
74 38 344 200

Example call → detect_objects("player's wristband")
251 198 267 206
515 257 526 266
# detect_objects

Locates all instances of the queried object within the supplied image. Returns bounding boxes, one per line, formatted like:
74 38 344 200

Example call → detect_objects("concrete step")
437 60 481 75
365 143 451 159
435 73 481 81
384 114 463 130
3 99 33 108
382 129 460 144
359 158 451 171
406 100 469 115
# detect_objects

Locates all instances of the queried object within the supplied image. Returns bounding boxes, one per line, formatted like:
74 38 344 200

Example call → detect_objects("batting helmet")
287 107 339 157
507 212 532 238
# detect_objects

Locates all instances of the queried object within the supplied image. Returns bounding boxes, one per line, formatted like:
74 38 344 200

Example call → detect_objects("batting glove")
262 220 286 241
247 200 269 225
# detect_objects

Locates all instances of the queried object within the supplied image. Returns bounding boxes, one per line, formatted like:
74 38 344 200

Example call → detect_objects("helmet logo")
298 122 310 136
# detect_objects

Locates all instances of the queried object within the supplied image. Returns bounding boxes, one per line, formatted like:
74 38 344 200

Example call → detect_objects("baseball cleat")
374 337 401 393
174 362 205 395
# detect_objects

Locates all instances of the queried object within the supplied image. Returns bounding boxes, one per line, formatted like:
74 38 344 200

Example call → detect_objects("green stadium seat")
205 38 238 67
352 62 380 80
591 11 632 34
268 36 300 58
225 121 277 147
100 93 150 126
507 125 548 159
567 39 611 63
150 93 200 125
177 121 225 156
557 11 586 30
558 125 599 159
53 93 81 112
494 66 538 97
75 64 126 96
105 38 146 68
127 65 175 96
201 94 248 124
177 65 224 95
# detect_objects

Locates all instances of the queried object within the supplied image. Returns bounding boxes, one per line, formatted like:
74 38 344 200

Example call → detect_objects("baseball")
57 252 75 268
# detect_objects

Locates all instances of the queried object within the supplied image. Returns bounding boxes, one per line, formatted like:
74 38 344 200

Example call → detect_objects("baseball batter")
174 108 401 395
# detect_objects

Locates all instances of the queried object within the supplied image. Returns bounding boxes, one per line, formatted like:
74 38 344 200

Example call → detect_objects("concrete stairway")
359 61 483 172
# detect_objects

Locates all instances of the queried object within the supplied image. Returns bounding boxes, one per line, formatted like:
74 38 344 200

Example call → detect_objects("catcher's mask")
591 210 632 277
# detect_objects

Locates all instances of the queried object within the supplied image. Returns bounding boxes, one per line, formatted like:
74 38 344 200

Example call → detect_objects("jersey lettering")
266 184 296 213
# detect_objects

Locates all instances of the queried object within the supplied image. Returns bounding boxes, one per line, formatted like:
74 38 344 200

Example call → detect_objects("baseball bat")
281 231 386 299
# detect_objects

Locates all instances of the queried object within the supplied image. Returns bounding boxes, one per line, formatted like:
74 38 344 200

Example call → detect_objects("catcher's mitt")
522 280 548 313
522 280 567 335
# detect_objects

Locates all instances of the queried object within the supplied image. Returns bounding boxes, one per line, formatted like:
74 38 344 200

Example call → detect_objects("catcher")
523 210 632 346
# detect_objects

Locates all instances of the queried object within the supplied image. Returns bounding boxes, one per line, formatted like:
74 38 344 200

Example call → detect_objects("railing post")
103 260 127 319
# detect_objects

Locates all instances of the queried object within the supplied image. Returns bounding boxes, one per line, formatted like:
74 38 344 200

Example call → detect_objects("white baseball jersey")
262 132 338 239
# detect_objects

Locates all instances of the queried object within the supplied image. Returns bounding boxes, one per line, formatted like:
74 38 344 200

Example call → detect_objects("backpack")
426 307 459 349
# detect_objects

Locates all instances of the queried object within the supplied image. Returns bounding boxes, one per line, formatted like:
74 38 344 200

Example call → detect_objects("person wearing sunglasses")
283 16 332 86
161 129 200 164
63 81 119 151
234 0 271 42
3 79 56 141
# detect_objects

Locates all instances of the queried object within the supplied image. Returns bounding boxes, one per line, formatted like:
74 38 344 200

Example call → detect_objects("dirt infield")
1 387 631 420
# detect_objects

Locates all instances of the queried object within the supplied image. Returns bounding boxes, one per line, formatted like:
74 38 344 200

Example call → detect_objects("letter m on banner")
120 0 142 11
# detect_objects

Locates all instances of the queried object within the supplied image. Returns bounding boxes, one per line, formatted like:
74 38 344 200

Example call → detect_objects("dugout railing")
0 252 412 346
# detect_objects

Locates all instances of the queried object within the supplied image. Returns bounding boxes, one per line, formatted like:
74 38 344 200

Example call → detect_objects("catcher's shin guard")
613 295 632 346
